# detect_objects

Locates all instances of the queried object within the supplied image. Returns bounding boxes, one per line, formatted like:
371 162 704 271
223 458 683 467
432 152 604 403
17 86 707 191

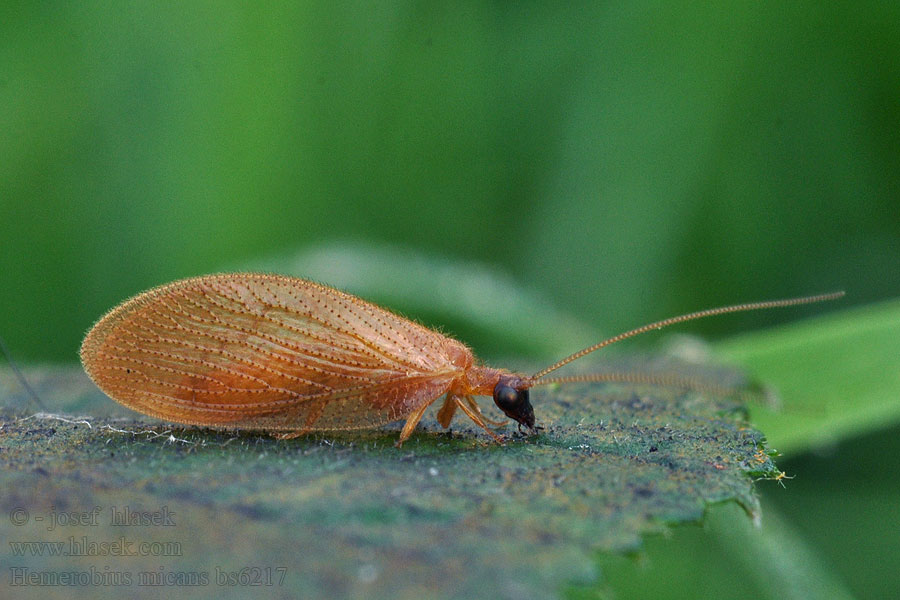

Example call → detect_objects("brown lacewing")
79 273 843 446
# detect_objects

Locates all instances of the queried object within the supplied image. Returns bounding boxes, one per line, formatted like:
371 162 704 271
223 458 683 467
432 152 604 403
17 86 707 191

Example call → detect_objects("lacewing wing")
80 273 843 445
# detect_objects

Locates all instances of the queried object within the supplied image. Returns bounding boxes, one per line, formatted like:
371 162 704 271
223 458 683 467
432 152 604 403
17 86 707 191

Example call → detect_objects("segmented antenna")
531 291 845 381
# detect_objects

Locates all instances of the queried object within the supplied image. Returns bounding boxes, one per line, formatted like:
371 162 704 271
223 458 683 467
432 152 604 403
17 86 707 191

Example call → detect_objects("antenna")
531 291 845 381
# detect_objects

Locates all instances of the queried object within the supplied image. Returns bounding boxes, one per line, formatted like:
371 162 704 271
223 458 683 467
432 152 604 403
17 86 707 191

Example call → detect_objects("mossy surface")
0 365 776 599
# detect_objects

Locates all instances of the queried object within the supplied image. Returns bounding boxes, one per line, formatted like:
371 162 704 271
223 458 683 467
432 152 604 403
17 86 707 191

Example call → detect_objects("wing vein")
130 305 384 385
178 288 396 370
221 279 429 372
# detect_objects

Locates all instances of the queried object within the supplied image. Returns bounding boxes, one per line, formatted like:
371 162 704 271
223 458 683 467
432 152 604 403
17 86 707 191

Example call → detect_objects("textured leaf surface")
0 364 774 599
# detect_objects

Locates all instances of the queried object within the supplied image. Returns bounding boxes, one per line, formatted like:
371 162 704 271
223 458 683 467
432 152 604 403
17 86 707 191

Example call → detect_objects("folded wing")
80 274 472 431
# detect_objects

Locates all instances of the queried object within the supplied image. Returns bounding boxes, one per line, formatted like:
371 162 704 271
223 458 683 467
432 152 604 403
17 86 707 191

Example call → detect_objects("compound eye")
493 383 521 411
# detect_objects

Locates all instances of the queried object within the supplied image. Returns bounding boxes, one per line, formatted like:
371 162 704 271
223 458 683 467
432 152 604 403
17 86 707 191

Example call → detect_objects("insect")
79 273 843 446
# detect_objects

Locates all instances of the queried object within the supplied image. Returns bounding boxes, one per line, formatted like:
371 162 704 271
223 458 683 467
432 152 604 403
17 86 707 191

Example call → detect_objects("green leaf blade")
715 299 900 455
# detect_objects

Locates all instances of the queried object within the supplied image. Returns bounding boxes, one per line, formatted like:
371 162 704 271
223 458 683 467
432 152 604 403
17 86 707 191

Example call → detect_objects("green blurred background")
2 2 898 599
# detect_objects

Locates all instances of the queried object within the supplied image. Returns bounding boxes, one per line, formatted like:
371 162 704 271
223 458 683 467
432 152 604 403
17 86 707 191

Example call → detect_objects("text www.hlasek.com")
9 537 182 557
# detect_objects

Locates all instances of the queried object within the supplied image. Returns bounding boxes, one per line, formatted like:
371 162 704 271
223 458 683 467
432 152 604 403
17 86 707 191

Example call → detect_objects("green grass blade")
715 299 900 455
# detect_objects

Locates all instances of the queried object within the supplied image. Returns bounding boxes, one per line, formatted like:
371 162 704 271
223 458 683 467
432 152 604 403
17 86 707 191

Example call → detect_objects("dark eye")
493 383 521 411
492 379 535 429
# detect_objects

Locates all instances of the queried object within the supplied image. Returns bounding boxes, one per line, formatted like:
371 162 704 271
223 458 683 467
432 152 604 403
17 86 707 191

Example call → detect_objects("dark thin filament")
0 334 46 411
531 291 845 380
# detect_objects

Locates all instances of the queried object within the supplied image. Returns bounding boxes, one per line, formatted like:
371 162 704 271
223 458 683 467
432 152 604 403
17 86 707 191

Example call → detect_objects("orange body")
80 274 515 444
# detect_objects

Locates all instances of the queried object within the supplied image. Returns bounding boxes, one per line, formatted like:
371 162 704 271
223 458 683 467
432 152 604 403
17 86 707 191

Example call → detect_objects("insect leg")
436 394 458 428
395 402 432 447
464 396 508 427
454 397 505 444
